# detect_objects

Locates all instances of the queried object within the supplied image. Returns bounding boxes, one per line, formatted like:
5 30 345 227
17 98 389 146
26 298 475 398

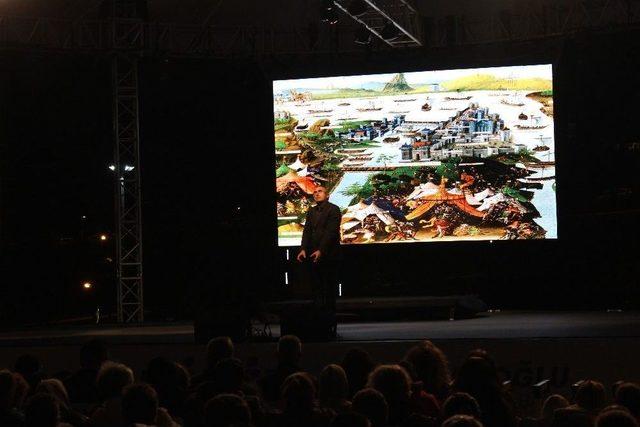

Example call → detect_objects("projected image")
274 64 556 246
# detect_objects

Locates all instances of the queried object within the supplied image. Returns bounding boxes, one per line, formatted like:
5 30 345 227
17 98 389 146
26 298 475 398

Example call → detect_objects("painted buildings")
398 104 525 161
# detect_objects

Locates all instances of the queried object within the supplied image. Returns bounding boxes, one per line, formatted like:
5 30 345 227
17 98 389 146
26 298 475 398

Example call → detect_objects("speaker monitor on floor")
455 295 488 319
280 305 337 341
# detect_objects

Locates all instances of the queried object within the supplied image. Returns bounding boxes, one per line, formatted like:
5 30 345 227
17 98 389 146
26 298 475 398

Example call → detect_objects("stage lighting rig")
354 25 372 45
347 0 368 17
332 0 422 48
381 20 401 40
320 0 340 25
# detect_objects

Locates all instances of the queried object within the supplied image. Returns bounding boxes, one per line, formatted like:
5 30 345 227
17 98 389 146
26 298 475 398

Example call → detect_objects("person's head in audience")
552 406 592 427
12 372 29 409
80 338 109 370
575 380 606 413
466 349 497 371
596 406 638 427
341 347 376 397
398 360 418 382
204 393 251 427
122 383 159 426
319 364 349 404
452 356 500 398
331 411 371 427
367 364 411 403
404 341 451 400
213 358 246 395
443 392 482 420
35 378 70 408
612 381 626 398
206 336 234 370
14 354 42 390
352 387 388 427
281 372 316 414
402 413 437 427
144 357 189 413
96 361 134 402
541 394 569 420
464 349 502 391
442 414 484 427
175 362 191 394
0 370 16 412
616 382 640 419
367 364 412 424
278 335 302 367
24 393 59 427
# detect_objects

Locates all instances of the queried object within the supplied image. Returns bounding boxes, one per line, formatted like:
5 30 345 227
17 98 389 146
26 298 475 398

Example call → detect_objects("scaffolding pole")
112 52 143 323
112 0 144 322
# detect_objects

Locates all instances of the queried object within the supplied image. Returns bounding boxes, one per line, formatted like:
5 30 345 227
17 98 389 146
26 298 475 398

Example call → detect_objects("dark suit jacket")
301 201 341 259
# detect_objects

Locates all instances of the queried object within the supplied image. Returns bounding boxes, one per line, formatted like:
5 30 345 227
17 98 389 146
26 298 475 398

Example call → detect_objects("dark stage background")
1 30 640 324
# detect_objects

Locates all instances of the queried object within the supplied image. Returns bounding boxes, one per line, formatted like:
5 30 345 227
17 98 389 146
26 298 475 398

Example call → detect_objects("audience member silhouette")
1 336 639 427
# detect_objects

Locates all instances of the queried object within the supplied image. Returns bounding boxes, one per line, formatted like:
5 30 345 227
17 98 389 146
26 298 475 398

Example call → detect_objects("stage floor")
1 310 639 346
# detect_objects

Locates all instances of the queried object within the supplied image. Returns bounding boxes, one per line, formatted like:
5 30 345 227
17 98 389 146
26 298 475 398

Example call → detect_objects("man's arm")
319 205 341 254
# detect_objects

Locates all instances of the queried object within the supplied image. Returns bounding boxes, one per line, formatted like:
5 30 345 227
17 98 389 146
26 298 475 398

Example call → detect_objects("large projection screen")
274 64 556 246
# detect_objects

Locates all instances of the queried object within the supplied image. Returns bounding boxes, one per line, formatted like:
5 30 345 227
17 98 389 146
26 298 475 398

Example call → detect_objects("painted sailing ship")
357 101 382 112
515 115 547 130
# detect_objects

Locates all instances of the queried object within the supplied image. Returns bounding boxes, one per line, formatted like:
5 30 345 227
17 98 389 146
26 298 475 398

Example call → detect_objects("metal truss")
0 16 348 57
112 0 144 323
0 1 638 56
113 52 144 323
333 0 423 47
424 0 640 47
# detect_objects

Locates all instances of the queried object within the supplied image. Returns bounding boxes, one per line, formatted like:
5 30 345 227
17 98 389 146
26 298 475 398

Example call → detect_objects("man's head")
206 336 234 370
278 335 302 366
121 383 158 426
313 186 328 203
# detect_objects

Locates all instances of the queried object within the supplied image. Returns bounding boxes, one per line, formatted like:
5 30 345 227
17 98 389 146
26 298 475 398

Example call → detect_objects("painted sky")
273 64 552 93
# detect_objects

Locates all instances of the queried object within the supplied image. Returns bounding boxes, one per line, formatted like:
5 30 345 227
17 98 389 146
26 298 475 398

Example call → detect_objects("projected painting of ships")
274 64 557 246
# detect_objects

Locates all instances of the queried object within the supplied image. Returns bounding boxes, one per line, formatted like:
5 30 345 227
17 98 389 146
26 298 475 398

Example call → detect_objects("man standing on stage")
296 186 342 312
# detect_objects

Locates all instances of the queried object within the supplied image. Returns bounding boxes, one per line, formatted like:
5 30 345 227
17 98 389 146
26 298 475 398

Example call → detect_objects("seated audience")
90 361 134 427
64 339 109 406
595 405 638 427
260 335 303 403
442 392 482 421
318 364 351 414
452 355 516 427
204 393 252 427
616 382 640 420
341 348 376 399
192 337 235 388
367 364 439 425
24 392 63 427
0 370 24 427
403 341 452 403
121 383 179 427
442 414 484 427
352 387 388 427
276 372 332 427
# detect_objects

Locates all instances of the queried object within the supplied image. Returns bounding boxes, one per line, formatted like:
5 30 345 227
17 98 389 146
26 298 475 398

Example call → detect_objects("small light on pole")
99 234 108 241
83 281 93 290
